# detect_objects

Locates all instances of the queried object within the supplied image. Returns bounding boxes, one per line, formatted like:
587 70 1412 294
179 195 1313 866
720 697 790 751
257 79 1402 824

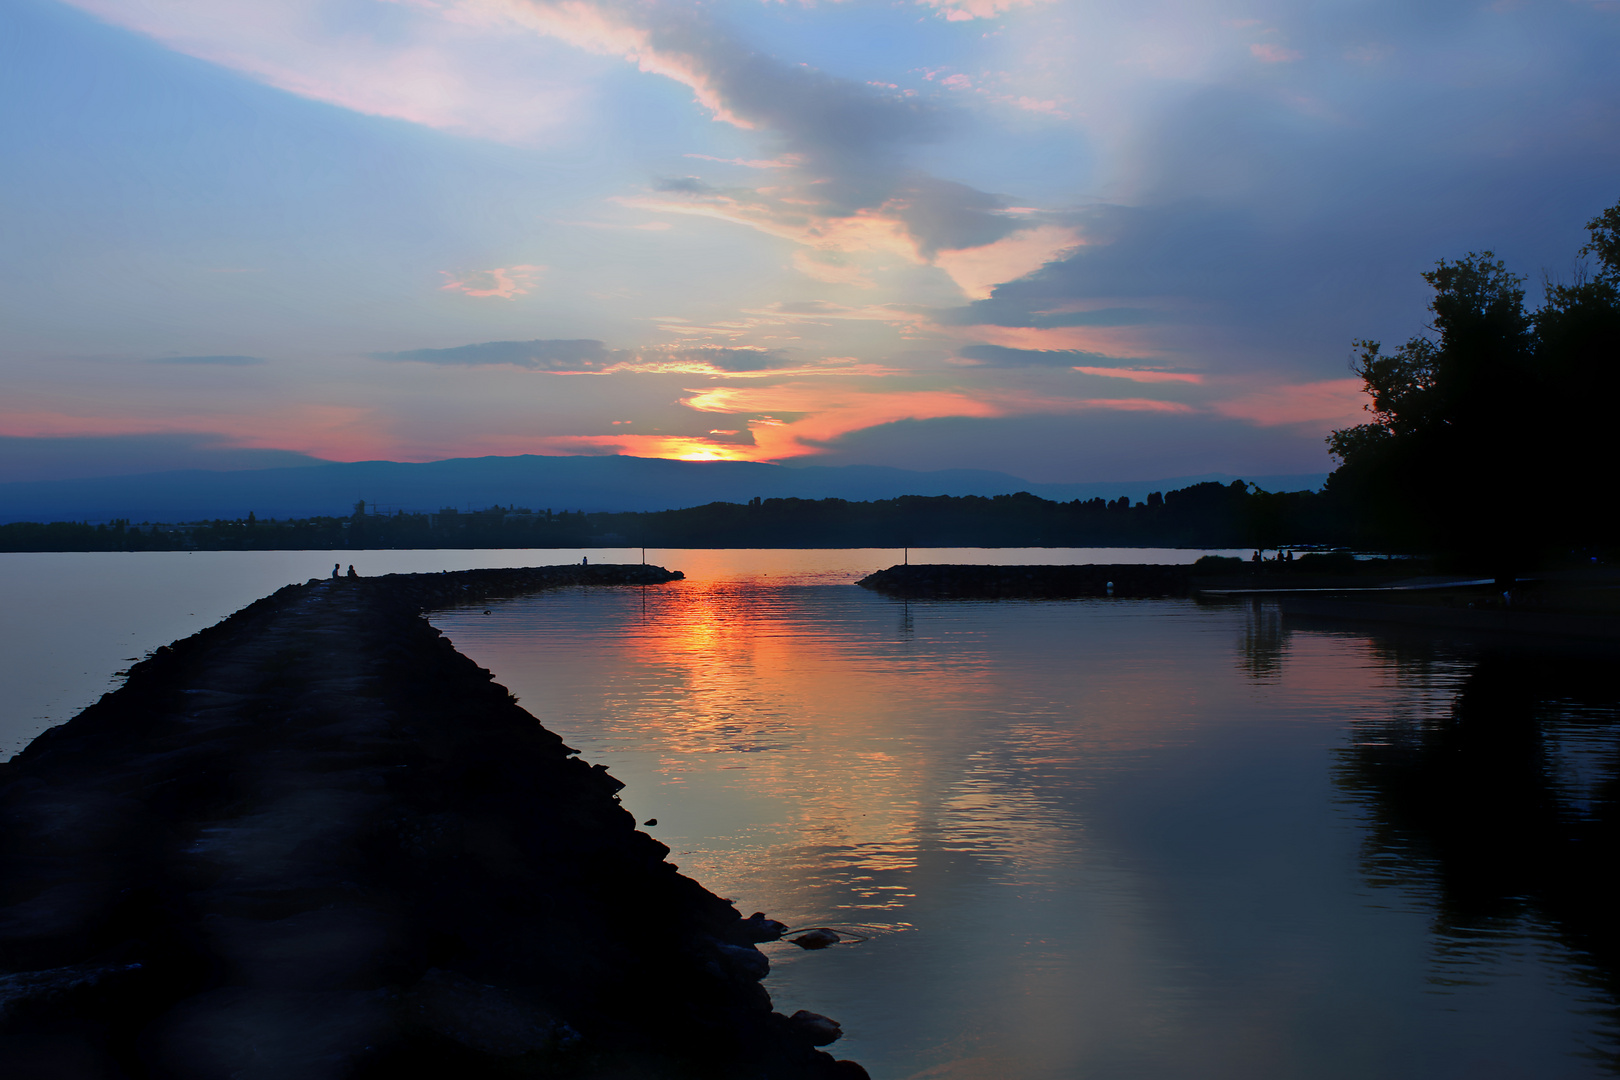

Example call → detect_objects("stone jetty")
0 565 866 1079
858 563 1193 598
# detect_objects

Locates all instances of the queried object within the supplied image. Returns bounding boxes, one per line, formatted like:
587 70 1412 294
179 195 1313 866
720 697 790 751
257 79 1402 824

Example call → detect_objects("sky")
2 0 1617 485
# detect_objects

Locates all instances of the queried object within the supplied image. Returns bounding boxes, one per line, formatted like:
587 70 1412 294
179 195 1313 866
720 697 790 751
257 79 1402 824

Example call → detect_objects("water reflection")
1336 646 1620 1041
434 582 1620 1079
1236 598 1290 680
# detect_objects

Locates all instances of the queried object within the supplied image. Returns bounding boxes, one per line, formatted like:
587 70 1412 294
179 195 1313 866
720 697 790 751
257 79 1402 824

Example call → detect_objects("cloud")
957 345 1114 368
375 339 614 371
954 323 1161 357
0 405 391 467
499 433 763 462
1249 43 1302 64
916 0 1050 21
58 0 590 142
678 383 1009 459
1070 366 1204 384
796 411 1332 482
684 153 799 170
933 225 1082 299
371 339 885 378
953 346 1204 383
667 381 1195 461
60 0 1079 297
0 433 326 484
791 250 876 288
145 355 268 366
1209 379 1365 427
439 264 544 298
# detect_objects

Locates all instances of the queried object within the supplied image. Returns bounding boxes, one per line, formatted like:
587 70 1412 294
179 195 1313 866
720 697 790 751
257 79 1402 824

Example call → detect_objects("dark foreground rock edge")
0 565 867 1080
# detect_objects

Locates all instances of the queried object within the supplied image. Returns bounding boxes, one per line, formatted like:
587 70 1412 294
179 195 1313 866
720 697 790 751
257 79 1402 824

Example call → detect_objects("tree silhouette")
1328 200 1620 575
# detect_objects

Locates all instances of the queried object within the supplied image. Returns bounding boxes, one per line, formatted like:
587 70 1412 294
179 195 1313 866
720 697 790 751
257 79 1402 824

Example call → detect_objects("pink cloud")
1211 379 1365 427
934 225 1083 299
1250 43 1303 63
1072 366 1204 384
1069 397 1193 413
958 323 1159 357
439 264 544 299
916 0 1050 21
684 153 800 170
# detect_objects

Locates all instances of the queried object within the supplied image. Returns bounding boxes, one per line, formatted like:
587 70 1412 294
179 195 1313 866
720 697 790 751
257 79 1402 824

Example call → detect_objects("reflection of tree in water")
1338 649 1620 1006
1237 599 1290 679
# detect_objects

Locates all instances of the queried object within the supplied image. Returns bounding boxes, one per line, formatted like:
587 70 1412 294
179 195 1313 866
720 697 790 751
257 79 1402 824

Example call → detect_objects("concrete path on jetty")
0 566 865 1080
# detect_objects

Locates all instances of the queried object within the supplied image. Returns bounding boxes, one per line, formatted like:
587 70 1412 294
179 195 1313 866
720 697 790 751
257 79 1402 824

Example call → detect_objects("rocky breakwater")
0 565 865 1079
858 563 1192 599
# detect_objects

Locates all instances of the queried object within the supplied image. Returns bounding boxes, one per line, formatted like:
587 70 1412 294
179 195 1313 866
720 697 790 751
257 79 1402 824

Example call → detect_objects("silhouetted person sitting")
332 563 341 579
346 565 358 578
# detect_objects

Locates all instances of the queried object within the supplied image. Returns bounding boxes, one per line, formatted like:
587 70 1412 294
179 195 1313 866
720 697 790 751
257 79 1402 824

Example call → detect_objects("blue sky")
2 0 1616 483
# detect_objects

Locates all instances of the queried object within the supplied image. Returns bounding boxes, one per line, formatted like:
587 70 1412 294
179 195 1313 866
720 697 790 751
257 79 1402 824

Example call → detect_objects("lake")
0 547 1238 757
3 549 1617 1077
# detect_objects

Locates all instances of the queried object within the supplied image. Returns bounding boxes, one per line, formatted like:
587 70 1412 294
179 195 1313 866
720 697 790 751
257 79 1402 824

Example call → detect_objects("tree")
1328 203 1620 573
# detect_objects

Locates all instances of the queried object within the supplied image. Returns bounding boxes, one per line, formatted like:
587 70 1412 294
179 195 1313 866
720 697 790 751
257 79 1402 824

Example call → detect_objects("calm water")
4 550 1617 1077
432 575 1620 1079
0 547 1237 757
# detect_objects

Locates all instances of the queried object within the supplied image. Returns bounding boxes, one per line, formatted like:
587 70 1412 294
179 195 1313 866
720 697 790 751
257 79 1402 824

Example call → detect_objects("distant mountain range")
0 454 1328 524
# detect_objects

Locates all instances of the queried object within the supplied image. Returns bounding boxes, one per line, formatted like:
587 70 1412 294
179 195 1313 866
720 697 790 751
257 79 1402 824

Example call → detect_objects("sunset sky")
3 0 1617 484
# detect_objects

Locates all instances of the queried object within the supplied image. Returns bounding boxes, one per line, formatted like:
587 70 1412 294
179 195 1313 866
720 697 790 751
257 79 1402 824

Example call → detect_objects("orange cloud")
933 226 1082 299
439 264 544 299
958 324 1160 357
510 433 762 462
1210 378 1364 426
626 188 1074 299
679 384 1004 458
1072 366 1204 384
668 382 1194 460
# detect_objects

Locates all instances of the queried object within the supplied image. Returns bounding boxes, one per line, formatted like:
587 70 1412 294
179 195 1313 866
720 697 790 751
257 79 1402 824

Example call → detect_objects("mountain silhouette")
0 454 1326 523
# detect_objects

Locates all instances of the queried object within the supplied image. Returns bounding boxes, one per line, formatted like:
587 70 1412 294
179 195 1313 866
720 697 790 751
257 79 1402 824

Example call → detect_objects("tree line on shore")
1 481 1344 552
1325 199 1619 577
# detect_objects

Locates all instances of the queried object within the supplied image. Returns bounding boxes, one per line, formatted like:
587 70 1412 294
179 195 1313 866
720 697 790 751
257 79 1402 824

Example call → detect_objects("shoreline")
0 565 866 1078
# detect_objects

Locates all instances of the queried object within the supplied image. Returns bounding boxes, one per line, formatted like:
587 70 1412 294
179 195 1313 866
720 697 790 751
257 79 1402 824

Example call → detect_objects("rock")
740 912 788 942
790 928 841 950
0 567 860 1079
788 1009 843 1046
707 941 770 982
0 962 143 1021
403 969 581 1058
644 817 658 826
